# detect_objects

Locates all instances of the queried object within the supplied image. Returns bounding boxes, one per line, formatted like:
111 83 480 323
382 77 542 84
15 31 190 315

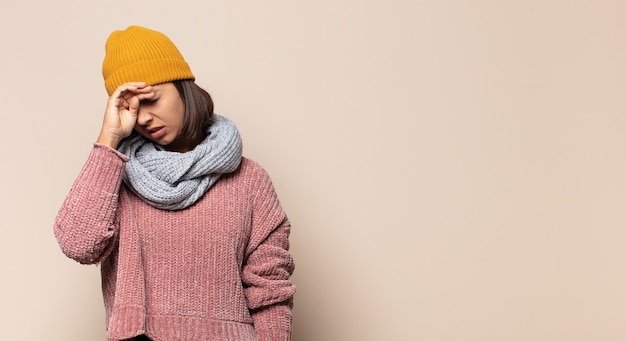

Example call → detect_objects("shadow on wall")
289 225 337 341
291 270 322 341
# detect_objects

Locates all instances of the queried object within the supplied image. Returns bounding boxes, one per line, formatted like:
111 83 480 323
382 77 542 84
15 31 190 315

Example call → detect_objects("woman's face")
135 82 189 152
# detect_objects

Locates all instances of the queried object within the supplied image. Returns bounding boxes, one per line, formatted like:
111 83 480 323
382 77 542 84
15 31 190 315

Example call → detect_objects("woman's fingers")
111 83 154 111
98 82 156 148
124 91 155 113
116 82 148 93
113 82 151 99
127 95 141 114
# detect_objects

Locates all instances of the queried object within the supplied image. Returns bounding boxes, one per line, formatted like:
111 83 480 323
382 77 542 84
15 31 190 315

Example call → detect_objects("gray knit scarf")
118 114 243 210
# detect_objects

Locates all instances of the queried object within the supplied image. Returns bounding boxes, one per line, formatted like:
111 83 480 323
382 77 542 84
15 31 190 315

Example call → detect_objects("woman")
54 25 295 341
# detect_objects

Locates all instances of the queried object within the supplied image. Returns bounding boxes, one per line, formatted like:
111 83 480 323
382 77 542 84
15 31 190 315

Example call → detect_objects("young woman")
54 25 295 341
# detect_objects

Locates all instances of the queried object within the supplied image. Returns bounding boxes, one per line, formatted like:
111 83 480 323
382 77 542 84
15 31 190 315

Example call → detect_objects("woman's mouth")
148 127 166 140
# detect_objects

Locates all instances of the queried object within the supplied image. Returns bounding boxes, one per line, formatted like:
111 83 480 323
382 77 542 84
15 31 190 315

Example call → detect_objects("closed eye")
140 98 158 105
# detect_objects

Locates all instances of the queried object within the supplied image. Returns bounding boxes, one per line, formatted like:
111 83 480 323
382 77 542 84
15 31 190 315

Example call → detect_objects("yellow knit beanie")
102 25 195 96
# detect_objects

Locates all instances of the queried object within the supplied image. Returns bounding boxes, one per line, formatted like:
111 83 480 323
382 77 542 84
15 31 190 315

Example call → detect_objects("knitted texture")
54 144 295 341
102 25 195 96
118 114 243 210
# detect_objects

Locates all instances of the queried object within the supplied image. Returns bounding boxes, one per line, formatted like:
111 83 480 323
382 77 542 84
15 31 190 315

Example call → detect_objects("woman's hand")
97 82 154 149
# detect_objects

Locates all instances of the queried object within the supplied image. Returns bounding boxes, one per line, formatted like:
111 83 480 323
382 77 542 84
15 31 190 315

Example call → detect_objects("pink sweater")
54 144 295 341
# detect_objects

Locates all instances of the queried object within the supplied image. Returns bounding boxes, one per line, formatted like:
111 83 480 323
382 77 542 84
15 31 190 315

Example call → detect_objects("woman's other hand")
97 82 154 149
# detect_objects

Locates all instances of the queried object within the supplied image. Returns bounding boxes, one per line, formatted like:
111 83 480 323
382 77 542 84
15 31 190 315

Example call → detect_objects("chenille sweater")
54 144 295 341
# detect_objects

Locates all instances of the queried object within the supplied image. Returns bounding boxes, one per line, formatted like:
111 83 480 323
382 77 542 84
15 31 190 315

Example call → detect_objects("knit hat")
102 25 195 96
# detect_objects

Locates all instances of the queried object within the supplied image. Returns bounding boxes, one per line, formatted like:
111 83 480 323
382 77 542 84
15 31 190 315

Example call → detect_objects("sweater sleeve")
242 165 296 341
53 143 128 265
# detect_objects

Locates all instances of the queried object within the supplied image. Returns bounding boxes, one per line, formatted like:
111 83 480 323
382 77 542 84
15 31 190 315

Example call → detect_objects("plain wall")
1 1 625 340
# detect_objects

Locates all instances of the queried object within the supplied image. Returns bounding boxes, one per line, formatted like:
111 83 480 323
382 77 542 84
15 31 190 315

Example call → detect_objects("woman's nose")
136 107 153 126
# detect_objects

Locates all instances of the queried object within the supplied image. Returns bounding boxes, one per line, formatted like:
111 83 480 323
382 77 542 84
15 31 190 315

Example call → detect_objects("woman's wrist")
97 131 122 149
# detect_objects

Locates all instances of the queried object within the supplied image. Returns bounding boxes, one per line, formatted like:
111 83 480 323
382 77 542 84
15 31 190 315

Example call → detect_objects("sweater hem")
145 314 257 341
106 304 145 340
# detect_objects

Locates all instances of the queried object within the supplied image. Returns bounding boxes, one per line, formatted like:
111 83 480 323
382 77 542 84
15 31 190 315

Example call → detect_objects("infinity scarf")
118 114 243 210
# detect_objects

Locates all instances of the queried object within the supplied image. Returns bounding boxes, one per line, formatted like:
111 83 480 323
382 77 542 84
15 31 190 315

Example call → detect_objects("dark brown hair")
173 79 215 141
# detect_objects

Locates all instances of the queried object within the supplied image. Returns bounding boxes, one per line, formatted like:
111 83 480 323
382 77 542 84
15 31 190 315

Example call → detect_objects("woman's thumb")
128 96 140 116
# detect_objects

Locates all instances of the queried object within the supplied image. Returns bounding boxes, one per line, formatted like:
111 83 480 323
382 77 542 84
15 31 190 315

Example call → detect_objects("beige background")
1 1 625 340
